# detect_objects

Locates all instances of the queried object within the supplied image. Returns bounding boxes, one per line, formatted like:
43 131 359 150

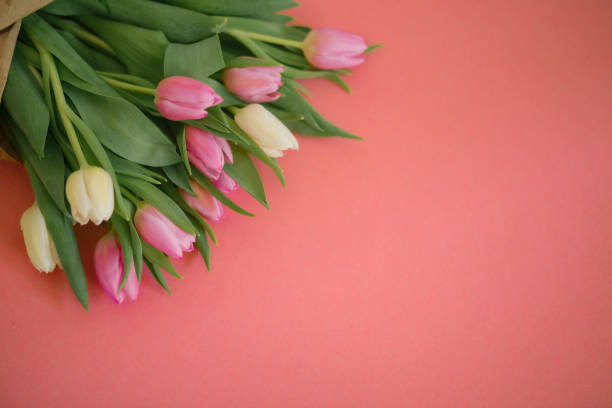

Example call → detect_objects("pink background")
1 0 611 406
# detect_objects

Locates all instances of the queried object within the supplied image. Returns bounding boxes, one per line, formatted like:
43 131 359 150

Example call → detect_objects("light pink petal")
93 233 125 304
214 136 233 164
213 172 239 194
122 264 139 301
135 206 184 259
155 99 208 121
186 126 225 180
181 188 224 222
308 55 365 69
156 76 217 104
150 207 196 255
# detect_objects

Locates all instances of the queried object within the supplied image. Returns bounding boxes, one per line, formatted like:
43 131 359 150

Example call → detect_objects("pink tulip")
94 233 139 304
303 28 368 69
223 65 284 103
155 76 223 121
185 126 233 180
180 181 223 222
134 203 195 259
213 172 239 194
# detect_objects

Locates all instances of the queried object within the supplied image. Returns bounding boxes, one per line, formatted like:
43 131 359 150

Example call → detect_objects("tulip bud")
213 172 239 194
134 203 195 259
303 28 368 69
20 202 61 273
234 104 298 158
94 233 139 304
180 180 224 222
185 126 233 180
223 65 284 103
66 166 114 226
155 76 223 121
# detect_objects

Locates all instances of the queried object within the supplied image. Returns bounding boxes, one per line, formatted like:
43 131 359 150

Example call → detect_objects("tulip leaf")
78 16 168 83
110 214 133 292
22 14 116 95
191 167 254 217
224 56 282 69
256 42 310 69
142 242 182 279
161 0 298 16
176 125 192 175
164 35 224 81
44 0 226 43
203 78 242 107
65 85 181 167
25 161 89 310
119 176 197 235
163 163 194 195
129 222 143 281
223 147 269 209
144 259 170 294
57 30 126 73
224 17 307 41
3 52 50 158
187 213 211 271
108 152 165 185
0 110 67 216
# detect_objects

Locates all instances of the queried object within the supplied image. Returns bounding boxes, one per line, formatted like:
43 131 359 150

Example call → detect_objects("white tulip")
234 104 299 158
66 166 114 225
20 203 61 273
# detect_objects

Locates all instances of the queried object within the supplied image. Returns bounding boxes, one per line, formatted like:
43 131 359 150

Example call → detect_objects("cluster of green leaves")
2 0 369 309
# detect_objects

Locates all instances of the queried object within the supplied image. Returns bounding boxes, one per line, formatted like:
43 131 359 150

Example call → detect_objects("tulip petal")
20 203 58 273
94 233 126 304
66 170 90 225
135 206 184 259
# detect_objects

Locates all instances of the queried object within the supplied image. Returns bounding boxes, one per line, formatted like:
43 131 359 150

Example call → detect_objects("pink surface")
1 0 611 406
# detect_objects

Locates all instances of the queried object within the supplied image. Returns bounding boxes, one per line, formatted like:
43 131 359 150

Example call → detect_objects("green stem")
101 76 157 95
227 106 241 115
226 29 304 49
33 39 88 168
120 187 141 206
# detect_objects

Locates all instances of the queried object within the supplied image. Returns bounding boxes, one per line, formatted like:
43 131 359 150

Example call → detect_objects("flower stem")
120 187 141 206
101 76 157 96
45 15 117 57
33 39 88 168
226 29 304 49
227 106 241 115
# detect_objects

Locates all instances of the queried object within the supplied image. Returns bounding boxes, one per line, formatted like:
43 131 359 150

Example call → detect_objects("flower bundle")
1 0 380 309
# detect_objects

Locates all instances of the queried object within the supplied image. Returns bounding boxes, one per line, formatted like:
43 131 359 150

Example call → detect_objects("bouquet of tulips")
0 0 379 309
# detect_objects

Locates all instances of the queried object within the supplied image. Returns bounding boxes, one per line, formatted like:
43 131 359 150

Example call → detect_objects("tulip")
155 76 223 121
180 180 223 222
185 126 233 180
223 65 284 103
66 166 114 225
213 172 239 194
134 203 195 259
234 104 298 158
303 28 367 69
19 202 61 273
94 233 139 304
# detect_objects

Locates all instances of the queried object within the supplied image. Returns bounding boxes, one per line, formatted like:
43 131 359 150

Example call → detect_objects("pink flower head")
134 203 195 259
185 126 233 180
213 171 239 194
180 180 224 222
223 65 284 103
303 28 368 69
94 233 139 304
155 76 223 121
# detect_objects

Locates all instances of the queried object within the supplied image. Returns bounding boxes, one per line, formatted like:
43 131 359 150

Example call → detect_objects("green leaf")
129 222 143 281
161 0 298 15
119 176 197 234
64 85 181 166
1 110 67 215
256 42 310 69
108 151 165 185
78 16 168 83
364 44 384 54
224 17 307 41
195 232 211 271
191 167 254 217
58 31 126 73
22 14 115 95
3 52 50 157
110 214 133 292
223 147 268 209
142 242 182 279
144 259 170 293
224 56 282 69
44 0 226 43
164 35 224 81
203 78 242 107
25 161 89 310
163 163 194 194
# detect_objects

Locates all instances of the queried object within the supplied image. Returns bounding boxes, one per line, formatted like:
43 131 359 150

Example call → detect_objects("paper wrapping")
0 0 52 161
